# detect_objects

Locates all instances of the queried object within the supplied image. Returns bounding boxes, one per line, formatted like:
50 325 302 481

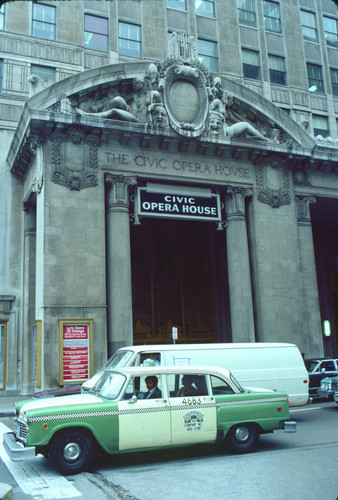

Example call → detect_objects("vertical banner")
59 319 93 384
32 320 42 387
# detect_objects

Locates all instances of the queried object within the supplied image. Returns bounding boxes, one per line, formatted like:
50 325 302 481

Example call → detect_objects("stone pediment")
8 33 333 178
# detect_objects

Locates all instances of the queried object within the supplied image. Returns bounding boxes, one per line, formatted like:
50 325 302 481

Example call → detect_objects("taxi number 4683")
182 397 202 405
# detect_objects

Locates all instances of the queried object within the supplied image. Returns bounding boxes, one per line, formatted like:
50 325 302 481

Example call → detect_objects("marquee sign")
137 187 221 222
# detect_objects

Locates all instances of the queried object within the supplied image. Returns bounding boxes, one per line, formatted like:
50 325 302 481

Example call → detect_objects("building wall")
1 0 338 394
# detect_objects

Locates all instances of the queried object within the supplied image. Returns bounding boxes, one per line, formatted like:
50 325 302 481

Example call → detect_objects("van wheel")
226 424 259 453
48 430 94 475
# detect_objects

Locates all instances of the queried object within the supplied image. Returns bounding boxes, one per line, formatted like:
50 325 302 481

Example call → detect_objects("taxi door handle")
156 399 167 403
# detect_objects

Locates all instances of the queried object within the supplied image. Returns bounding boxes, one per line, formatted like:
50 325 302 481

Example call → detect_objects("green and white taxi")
3 366 296 475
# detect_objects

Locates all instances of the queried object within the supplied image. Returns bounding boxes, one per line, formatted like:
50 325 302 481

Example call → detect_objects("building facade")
1 0 338 395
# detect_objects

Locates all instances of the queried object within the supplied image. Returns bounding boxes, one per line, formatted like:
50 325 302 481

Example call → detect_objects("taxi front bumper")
3 432 36 461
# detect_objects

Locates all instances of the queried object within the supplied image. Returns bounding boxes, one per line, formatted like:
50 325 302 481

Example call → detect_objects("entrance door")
117 374 170 451
130 218 229 344
166 373 217 445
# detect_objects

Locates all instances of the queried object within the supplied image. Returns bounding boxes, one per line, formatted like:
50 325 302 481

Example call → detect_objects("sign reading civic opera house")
137 186 221 222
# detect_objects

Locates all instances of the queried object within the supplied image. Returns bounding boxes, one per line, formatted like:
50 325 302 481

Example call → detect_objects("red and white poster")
62 324 90 382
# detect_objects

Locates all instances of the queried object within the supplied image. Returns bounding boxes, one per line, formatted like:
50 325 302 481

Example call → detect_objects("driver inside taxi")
143 376 162 399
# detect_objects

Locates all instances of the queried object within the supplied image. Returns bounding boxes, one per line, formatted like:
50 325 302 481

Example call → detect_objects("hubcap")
63 442 81 461
235 426 250 442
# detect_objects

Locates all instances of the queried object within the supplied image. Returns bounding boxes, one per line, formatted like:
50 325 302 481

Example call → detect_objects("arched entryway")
130 218 230 345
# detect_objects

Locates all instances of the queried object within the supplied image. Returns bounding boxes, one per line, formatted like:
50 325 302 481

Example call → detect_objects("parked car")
3 366 296 475
82 342 309 406
304 358 338 399
318 375 338 401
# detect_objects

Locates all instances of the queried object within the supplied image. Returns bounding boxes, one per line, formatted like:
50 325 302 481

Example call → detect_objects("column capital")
225 186 253 220
106 174 137 206
295 194 316 225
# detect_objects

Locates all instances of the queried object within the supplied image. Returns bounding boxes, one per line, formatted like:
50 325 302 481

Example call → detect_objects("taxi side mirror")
128 395 138 404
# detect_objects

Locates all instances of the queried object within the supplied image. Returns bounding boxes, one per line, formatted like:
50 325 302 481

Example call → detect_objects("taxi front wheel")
225 424 259 453
48 430 94 475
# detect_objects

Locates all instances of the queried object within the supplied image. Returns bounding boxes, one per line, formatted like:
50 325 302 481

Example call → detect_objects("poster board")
59 319 93 384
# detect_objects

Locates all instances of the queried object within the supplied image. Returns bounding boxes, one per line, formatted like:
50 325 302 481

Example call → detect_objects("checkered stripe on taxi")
26 397 287 422
27 410 120 422
215 396 288 408
26 403 215 422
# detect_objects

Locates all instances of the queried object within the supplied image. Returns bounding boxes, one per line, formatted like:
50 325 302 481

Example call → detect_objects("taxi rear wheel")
225 424 259 453
48 430 94 475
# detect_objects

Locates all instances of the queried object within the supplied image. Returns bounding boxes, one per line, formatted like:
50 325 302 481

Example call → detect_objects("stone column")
295 195 323 357
22 203 36 394
225 187 255 342
106 174 136 356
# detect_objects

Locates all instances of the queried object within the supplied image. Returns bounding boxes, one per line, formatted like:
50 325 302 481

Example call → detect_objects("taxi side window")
210 375 235 395
320 361 335 372
121 376 138 400
121 375 163 400
131 353 161 366
166 374 208 397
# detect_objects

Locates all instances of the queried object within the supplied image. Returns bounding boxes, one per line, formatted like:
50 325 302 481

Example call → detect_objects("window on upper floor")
330 68 338 96
119 22 141 57
263 1 281 33
198 39 219 72
31 64 56 85
313 115 329 137
167 0 187 11
0 4 5 30
300 10 318 43
268 55 286 85
84 14 108 51
0 60 3 94
237 0 256 28
242 48 261 79
307 63 324 93
195 0 215 18
32 2 56 40
324 16 338 48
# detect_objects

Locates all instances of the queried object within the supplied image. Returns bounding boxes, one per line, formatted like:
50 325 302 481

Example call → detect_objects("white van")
82 343 309 406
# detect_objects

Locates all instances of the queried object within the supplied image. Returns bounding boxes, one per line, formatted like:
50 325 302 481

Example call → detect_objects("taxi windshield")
94 371 126 400
103 350 134 369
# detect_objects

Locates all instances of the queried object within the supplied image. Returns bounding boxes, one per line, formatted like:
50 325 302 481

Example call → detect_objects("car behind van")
82 343 309 406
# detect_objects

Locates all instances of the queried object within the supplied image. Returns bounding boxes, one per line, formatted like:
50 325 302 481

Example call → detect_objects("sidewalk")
0 396 32 417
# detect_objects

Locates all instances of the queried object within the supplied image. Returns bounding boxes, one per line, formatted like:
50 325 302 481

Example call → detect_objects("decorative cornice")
295 195 316 224
105 174 137 206
225 186 253 219
0 296 15 314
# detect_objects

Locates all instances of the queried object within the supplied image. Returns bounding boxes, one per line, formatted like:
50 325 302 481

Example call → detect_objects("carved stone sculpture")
71 34 282 142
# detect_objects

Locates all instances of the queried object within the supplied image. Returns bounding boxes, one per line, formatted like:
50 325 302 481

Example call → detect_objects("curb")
0 483 13 500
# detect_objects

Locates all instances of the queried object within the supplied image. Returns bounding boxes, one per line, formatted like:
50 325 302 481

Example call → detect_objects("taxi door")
118 374 170 451
167 373 217 445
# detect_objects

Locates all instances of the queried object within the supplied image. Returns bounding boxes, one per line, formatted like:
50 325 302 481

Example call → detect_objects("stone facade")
1 1 338 395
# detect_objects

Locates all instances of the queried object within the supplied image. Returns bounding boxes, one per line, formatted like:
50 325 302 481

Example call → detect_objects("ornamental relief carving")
48 127 101 190
254 154 291 208
64 33 291 145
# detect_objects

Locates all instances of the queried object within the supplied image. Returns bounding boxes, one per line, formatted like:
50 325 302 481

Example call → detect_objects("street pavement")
0 396 337 500
0 395 34 499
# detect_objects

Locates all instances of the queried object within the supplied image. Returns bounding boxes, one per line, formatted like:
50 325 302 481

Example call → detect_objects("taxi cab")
3 366 296 475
